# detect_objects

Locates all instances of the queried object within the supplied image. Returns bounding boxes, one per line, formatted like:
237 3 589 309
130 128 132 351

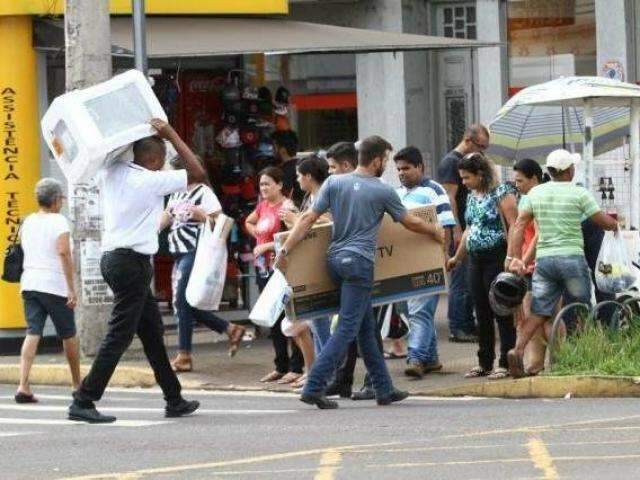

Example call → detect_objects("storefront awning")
35 17 498 57
105 17 497 57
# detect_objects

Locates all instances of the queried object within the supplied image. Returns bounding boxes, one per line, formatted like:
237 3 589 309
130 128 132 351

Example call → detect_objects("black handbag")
2 225 24 283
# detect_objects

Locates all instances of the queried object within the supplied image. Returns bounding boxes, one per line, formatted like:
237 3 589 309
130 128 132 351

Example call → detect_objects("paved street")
1 385 640 479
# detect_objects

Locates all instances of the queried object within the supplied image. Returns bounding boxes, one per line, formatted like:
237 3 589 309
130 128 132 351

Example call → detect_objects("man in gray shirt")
276 135 444 409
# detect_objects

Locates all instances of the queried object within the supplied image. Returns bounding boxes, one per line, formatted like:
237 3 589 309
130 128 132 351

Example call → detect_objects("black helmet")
489 272 527 316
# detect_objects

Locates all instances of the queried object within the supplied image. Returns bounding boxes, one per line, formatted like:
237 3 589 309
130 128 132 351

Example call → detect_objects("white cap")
546 149 581 171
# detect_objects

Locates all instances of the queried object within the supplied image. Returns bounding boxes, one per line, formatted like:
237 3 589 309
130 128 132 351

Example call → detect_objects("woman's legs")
468 256 495 372
172 254 196 369
18 334 40 396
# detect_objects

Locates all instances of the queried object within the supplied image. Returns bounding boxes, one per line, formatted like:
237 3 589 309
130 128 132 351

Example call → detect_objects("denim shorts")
22 291 76 338
531 255 591 317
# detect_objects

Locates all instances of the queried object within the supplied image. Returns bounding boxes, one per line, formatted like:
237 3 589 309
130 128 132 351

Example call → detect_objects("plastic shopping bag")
186 216 229 311
595 230 637 294
249 269 291 328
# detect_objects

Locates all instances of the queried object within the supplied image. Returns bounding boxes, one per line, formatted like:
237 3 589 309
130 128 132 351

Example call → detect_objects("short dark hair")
133 136 166 163
358 135 392 167
393 146 423 168
259 166 283 184
513 158 543 182
326 142 357 169
463 124 490 142
458 152 497 192
271 130 299 156
297 154 329 185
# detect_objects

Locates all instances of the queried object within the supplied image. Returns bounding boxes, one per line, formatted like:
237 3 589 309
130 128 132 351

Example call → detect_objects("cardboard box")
275 206 447 321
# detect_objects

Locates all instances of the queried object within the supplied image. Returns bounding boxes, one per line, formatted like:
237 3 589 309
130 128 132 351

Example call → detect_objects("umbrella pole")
631 98 640 230
583 99 594 192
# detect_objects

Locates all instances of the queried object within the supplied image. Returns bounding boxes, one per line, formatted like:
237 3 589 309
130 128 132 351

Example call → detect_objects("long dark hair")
297 154 329 185
458 152 498 192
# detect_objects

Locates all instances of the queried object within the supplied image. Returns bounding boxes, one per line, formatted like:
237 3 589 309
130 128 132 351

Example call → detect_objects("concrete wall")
596 0 637 83
289 0 437 182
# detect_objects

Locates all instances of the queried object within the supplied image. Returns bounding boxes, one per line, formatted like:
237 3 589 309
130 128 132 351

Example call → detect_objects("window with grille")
442 4 477 39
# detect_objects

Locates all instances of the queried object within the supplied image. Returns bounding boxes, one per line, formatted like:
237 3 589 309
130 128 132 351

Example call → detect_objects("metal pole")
132 0 147 76
65 0 112 356
630 98 640 229
583 98 594 193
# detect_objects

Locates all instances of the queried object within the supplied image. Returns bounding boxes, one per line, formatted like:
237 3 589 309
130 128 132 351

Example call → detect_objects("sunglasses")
471 138 488 151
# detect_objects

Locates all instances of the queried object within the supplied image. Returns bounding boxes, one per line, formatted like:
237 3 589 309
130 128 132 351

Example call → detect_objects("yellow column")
0 16 40 329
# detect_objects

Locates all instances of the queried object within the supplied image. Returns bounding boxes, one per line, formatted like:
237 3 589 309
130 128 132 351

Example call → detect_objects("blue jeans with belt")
173 251 229 352
303 251 393 398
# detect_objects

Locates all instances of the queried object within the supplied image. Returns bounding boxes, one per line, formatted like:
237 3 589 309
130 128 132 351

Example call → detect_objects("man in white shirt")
69 119 206 424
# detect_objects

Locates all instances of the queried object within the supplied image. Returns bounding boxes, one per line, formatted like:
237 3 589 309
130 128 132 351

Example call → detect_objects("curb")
0 364 158 389
418 375 640 398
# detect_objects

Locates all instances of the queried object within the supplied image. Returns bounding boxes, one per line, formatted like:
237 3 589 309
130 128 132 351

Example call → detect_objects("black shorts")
22 291 76 339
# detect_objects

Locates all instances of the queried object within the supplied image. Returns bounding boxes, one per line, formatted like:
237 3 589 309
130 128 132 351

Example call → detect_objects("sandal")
277 372 302 384
507 349 525 379
14 392 38 404
384 351 407 360
227 324 246 358
464 366 490 378
260 370 285 383
291 374 307 389
171 355 193 373
487 367 509 380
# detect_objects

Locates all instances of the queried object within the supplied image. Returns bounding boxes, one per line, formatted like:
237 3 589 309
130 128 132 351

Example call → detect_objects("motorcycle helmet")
489 272 527 317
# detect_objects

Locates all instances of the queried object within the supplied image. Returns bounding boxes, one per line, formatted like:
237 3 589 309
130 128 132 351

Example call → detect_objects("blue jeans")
407 294 440 364
310 317 331 356
532 255 592 318
173 251 229 352
448 254 476 336
303 252 393 398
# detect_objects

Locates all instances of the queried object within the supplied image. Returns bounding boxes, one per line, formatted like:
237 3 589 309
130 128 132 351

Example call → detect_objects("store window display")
151 66 297 312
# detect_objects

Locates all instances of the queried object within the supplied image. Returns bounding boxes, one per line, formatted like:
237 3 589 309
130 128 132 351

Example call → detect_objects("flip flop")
487 367 509 380
14 392 38 404
464 366 490 378
384 351 407 360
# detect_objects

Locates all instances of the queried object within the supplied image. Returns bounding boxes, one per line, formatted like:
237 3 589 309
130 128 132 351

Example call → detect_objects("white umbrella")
487 76 640 228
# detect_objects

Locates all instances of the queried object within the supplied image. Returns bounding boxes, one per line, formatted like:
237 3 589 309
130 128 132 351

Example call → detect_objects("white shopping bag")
186 216 229 311
249 269 291 328
595 230 637 294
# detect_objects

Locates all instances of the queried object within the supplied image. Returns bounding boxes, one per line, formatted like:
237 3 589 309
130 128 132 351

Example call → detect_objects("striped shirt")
167 184 222 254
519 181 600 258
396 178 456 227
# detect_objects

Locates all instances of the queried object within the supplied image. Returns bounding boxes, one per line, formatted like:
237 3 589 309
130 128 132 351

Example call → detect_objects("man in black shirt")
436 124 490 343
273 130 305 208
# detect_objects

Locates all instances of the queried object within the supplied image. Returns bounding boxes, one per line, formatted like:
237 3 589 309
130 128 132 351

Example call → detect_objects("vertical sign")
0 17 40 328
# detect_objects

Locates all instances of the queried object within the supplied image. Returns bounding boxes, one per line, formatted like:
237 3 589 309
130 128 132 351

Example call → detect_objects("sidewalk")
0 298 489 395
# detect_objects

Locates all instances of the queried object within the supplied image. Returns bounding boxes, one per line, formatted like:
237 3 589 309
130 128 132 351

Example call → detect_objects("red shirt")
253 199 286 268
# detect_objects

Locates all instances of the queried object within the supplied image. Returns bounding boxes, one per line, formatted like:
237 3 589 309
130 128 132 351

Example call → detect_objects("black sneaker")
377 389 410 406
351 387 375 401
300 393 339 410
68 403 116 424
449 332 478 343
165 399 200 418
324 382 352 398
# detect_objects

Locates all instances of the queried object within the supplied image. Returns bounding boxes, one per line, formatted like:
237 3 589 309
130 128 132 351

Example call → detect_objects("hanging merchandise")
216 126 242 149
240 124 259 147
242 86 259 100
274 86 290 116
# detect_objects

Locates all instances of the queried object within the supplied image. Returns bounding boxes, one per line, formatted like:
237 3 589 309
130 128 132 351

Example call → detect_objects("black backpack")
2 225 23 283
